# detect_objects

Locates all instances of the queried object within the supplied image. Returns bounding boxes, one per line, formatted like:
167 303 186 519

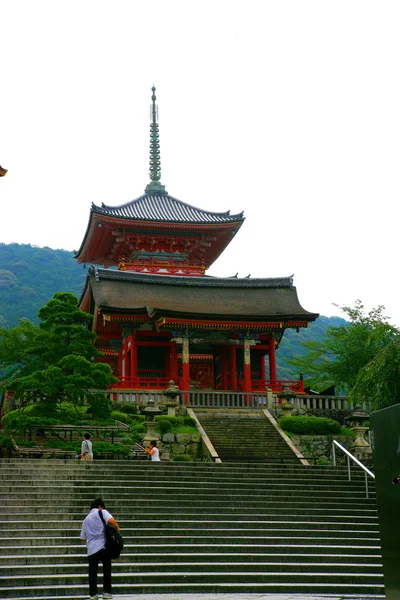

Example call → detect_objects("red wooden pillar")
268 336 277 387
259 353 266 387
171 341 178 383
130 333 138 380
164 346 171 380
229 345 237 391
121 337 127 378
181 336 190 403
221 349 228 390
243 338 252 394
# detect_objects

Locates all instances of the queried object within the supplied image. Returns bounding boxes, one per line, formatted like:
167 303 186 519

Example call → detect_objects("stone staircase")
196 410 300 461
0 458 384 599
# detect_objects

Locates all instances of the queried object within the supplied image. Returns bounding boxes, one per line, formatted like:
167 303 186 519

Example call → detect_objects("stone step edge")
0 551 383 559
1 519 380 525
0 582 385 598
0 596 387 600
0 542 383 549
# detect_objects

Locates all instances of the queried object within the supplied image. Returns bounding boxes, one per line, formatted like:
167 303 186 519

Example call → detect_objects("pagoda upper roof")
81 267 318 326
75 191 244 267
92 192 244 224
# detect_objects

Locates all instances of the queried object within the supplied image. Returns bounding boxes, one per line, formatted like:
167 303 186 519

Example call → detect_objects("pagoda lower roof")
82 267 318 323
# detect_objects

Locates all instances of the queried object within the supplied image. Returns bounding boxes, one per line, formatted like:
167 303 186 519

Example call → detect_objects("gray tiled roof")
90 267 294 289
92 193 244 224
84 268 319 321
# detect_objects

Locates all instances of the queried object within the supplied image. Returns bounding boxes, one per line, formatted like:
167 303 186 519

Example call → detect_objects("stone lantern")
141 398 163 443
161 380 180 416
345 406 372 461
278 384 296 417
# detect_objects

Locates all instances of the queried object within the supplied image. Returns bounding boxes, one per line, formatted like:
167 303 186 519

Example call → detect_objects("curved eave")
148 308 317 323
75 211 244 267
94 193 244 224
89 267 296 289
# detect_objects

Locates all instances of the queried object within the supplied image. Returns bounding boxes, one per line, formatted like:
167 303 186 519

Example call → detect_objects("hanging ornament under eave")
0 166 7 177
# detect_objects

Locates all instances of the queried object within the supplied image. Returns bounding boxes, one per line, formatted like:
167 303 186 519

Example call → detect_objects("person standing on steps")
145 439 161 461
80 497 120 600
80 432 93 460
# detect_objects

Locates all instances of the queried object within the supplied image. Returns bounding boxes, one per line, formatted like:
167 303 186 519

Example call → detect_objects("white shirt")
151 447 160 461
81 439 93 455
80 508 113 555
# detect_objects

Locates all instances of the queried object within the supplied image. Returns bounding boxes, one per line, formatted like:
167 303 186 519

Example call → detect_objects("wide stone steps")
195 412 301 460
0 459 384 599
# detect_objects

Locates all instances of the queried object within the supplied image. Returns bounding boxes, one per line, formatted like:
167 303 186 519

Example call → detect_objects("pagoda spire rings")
145 85 166 194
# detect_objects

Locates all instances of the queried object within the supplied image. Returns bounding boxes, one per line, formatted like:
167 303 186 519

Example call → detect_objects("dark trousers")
88 548 112 596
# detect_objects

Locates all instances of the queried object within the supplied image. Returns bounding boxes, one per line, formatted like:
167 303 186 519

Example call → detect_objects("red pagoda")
76 87 318 401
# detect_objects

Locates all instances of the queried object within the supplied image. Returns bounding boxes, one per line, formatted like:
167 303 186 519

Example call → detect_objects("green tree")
350 337 400 410
285 300 399 393
0 292 116 410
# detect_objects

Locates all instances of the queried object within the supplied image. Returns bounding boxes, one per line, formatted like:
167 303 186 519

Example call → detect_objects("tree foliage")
350 337 400 410
0 292 116 410
285 301 399 393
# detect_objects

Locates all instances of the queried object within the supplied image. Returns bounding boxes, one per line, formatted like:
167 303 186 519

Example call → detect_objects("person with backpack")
80 497 120 600
80 432 93 460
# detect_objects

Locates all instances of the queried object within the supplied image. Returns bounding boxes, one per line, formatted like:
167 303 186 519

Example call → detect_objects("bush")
173 454 192 461
88 394 112 421
279 416 341 435
14 439 38 448
111 410 145 425
155 415 196 429
116 404 138 415
157 419 172 434
0 433 13 449
2 411 59 431
1 402 92 431
129 422 147 444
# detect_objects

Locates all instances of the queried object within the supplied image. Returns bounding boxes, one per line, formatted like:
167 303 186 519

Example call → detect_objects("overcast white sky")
1 1 399 326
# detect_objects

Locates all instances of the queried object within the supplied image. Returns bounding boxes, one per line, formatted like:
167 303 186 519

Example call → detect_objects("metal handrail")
332 439 375 499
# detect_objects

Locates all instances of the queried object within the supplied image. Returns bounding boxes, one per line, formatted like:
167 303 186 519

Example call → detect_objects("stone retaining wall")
159 431 210 461
290 434 354 464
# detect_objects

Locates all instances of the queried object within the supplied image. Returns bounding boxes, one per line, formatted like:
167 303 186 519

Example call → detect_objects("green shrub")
116 404 138 415
88 394 112 421
111 410 145 425
129 422 147 444
0 433 13 449
174 425 198 434
316 456 332 466
14 439 38 448
43 440 79 451
279 416 341 435
157 419 172 434
2 411 59 431
41 439 131 456
339 426 355 437
173 454 192 462
110 410 132 424
155 415 196 429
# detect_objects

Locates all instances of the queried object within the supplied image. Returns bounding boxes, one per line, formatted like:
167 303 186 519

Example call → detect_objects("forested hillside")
0 243 345 381
277 315 346 380
0 243 86 327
